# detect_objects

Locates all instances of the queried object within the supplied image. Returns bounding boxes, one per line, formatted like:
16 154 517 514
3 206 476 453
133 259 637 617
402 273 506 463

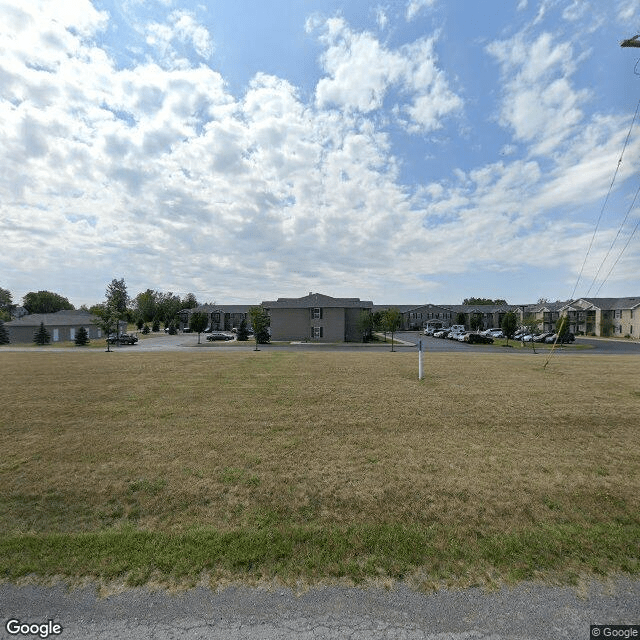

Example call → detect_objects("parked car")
467 333 494 345
545 332 575 344
206 331 234 341
534 332 554 342
107 333 138 345
486 329 504 338
433 329 448 338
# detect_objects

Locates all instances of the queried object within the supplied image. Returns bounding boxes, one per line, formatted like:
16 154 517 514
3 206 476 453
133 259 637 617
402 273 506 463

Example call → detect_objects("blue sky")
1 0 640 307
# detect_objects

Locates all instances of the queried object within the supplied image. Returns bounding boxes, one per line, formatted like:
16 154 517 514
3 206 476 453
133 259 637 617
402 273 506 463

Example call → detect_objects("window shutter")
320 308 323 319
320 327 323 338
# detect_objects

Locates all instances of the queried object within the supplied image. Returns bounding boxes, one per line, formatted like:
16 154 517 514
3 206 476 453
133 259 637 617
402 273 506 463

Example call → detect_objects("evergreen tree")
34 322 51 345
236 318 249 341
0 319 9 345
142 324 150 334
74 326 89 346
152 317 160 332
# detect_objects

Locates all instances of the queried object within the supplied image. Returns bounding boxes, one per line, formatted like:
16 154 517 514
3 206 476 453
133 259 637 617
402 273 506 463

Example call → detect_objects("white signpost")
418 339 424 380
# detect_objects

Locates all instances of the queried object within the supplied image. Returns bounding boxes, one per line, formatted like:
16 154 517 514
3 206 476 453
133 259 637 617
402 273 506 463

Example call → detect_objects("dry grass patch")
0 351 638 587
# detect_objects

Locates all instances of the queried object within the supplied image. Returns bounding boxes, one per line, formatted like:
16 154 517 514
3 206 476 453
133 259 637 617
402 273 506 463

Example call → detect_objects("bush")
142 324 150 335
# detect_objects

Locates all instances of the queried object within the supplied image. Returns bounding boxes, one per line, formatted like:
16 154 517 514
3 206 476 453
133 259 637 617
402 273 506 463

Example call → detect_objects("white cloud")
1 1 639 305
375 6 388 30
618 0 640 21
406 0 436 22
314 17 406 112
146 9 214 65
312 18 462 132
487 31 589 156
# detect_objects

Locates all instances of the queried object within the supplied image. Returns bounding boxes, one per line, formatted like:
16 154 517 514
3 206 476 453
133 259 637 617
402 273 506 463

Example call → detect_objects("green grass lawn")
0 351 638 590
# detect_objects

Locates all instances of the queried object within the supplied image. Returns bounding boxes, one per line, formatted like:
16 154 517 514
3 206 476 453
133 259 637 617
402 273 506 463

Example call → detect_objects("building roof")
372 304 420 313
182 304 253 314
262 293 373 309
5 310 99 327
562 297 640 311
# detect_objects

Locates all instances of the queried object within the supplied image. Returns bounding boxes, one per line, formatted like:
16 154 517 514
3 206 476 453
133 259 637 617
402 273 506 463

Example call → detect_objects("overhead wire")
544 96 640 368
585 178 640 296
569 97 640 301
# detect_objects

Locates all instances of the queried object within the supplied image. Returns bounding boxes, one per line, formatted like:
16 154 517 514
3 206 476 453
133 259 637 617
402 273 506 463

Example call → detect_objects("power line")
594 215 640 296
570 97 640 300
585 179 640 296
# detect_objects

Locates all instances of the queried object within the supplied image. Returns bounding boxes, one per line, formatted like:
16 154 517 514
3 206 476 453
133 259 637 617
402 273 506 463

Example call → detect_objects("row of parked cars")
424 325 495 344
423 326 575 344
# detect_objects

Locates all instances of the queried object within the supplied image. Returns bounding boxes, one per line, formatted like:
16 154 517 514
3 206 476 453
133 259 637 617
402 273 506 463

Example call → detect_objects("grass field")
0 350 638 590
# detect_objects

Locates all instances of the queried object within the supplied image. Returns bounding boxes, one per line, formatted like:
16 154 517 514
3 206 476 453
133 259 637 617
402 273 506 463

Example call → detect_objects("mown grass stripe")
1 522 638 586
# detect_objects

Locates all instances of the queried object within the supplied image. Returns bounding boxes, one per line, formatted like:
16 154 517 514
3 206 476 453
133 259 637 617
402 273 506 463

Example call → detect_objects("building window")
312 326 323 339
313 308 321 319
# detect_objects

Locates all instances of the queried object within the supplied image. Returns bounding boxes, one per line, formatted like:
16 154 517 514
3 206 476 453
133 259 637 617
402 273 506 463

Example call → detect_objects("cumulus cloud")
146 9 214 65
1 1 639 305
311 17 462 132
487 31 589 156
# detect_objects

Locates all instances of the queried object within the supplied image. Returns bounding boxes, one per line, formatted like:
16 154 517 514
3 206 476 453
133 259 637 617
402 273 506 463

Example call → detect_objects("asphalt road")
2 332 639 354
2 578 639 640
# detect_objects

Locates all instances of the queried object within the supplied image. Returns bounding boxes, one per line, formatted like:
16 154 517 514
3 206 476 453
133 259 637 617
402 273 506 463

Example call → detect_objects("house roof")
262 293 373 309
561 297 640 311
5 310 100 327
524 300 572 313
182 304 252 314
372 304 420 313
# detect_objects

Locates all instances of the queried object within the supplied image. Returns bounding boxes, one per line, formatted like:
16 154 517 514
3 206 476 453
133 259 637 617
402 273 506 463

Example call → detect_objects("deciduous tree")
500 311 518 346
248 306 270 350
382 308 402 352
356 310 374 342
0 287 13 321
23 291 74 314
189 312 208 344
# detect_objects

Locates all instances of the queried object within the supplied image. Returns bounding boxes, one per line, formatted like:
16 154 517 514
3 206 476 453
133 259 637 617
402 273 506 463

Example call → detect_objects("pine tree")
34 322 51 345
75 326 89 346
236 318 249 341
0 319 9 345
